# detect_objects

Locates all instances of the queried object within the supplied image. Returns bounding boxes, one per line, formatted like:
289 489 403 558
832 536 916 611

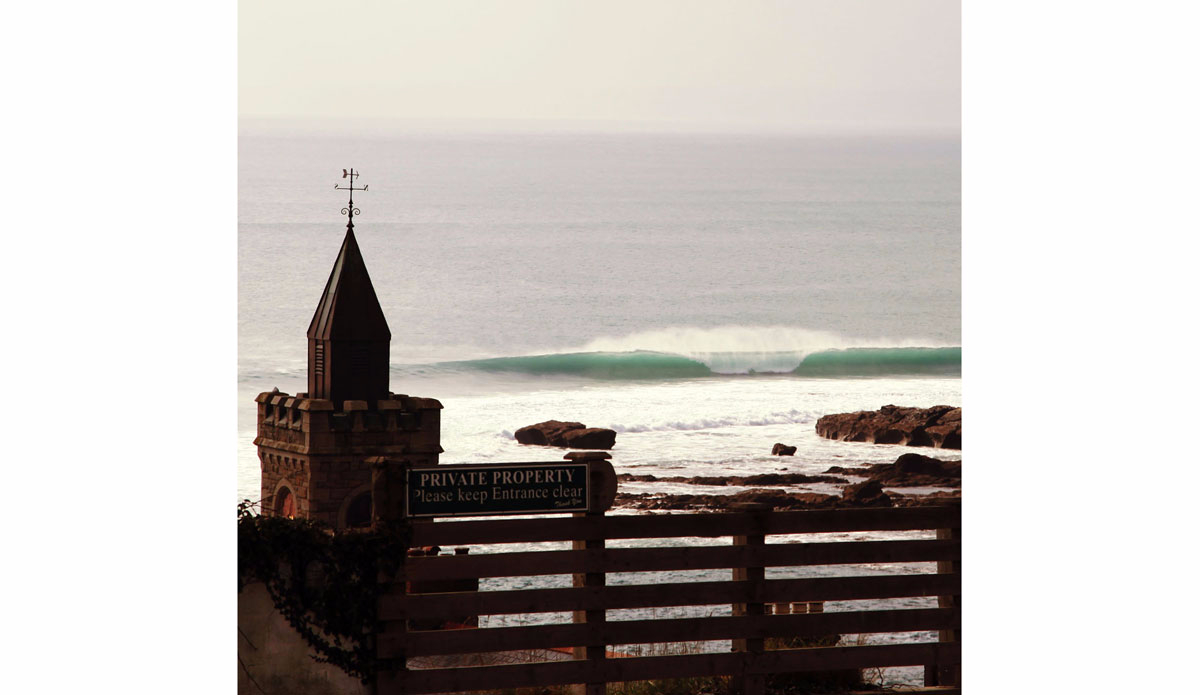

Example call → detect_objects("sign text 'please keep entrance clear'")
406 462 590 517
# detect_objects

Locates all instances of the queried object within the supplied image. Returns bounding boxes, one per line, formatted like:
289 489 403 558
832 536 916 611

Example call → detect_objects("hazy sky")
240 0 959 132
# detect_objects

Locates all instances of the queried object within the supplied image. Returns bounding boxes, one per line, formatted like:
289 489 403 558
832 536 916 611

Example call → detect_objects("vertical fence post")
371 458 409 695
375 557 408 695
925 518 961 688
731 502 769 695
572 454 610 695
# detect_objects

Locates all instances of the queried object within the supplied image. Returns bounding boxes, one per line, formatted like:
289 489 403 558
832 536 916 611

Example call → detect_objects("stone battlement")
255 390 443 456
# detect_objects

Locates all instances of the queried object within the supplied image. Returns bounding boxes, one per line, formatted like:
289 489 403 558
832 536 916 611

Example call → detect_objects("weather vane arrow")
334 168 368 228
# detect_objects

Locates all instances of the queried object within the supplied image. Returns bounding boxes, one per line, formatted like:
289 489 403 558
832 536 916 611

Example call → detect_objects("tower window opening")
275 487 296 519
344 491 372 528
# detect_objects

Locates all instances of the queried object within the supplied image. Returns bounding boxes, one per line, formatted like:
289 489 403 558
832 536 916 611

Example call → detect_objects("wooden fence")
374 504 961 695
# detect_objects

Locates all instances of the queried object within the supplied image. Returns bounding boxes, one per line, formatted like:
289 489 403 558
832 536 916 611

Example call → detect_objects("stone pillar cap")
563 451 612 461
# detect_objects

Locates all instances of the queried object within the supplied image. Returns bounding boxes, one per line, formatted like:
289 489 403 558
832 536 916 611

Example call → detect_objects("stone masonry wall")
256 390 442 526
259 452 310 517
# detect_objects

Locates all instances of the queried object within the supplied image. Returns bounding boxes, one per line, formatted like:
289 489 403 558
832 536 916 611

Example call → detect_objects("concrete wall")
238 582 367 695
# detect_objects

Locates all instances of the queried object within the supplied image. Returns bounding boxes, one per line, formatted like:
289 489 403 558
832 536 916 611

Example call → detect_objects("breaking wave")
424 347 959 380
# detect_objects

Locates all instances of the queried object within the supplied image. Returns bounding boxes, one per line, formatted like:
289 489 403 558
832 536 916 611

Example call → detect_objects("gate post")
374 557 408 695
730 503 769 695
925 518 961 687
370 458 410 695
571 453 611 695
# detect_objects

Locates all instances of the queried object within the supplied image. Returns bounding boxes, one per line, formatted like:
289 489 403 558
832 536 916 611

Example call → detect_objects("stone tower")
256 217 442 528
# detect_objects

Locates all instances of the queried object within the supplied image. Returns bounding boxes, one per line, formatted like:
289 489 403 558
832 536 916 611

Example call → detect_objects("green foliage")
237 500 411 683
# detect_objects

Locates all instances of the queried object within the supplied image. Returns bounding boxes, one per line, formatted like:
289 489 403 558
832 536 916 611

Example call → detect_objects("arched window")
275 486 296 519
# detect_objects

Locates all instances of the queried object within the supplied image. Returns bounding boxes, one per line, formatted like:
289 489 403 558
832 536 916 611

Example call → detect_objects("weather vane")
334 168 368 228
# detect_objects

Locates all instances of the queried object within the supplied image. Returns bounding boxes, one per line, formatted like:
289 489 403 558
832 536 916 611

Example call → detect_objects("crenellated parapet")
255 391 443 456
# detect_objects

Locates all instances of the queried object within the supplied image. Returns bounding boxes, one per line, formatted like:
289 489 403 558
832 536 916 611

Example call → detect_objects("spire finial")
334 168 368 229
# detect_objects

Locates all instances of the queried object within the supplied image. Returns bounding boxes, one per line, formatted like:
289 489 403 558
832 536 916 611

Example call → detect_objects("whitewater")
236 324 960 501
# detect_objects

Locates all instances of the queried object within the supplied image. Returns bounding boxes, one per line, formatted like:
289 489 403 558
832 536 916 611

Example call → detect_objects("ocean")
238 127 960 686
238 128 959 500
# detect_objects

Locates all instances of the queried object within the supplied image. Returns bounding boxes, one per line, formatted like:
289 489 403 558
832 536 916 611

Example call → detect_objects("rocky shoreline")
614 452 960 512
617 472 851 486
521 405 962 513
816 404 961 449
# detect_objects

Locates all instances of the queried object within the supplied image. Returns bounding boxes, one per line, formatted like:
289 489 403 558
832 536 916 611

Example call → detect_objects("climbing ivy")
237 500 411 683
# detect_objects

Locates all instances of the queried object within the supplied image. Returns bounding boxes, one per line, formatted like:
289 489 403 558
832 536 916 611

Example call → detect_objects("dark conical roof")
307 227 391 341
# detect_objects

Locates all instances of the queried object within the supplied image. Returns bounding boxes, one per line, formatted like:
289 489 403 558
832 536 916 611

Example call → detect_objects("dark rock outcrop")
841 480 892 507
615 486 960 512
815 405 961 450
617 473 849 486
616 488 840 512
514 420 615 449
561 427 616 450
892 452 953 477
514 420 583 445
771 443 797 456
824 453 961 488
892 491 962 507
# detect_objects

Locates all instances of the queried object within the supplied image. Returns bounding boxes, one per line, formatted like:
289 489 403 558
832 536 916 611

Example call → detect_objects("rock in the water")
514 420 615 449
771 443 797 456
615 472 849 486
616 488 839 512
815 405 961 450
892 491 962 507
514 420 584 445
841 479 892 507
863 453 961 487
894 453 953 477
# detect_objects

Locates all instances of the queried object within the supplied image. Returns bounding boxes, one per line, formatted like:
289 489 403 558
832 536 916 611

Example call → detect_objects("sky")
239 0 960 133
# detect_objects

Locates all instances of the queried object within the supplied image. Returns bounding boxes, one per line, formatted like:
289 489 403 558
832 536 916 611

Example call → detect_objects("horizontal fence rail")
381 573 960 621
375 505 960 695
402 538 960 581
406 505 958 546
382 607 960 658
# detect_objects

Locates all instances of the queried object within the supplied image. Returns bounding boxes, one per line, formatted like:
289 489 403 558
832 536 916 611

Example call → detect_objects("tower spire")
309 168 390 407
334 168 368 229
